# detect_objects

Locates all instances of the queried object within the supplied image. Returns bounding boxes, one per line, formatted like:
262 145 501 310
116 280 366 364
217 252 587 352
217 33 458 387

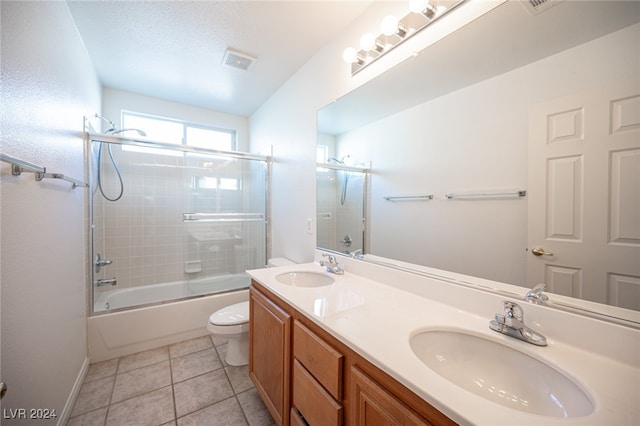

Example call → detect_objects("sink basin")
275 271 335 287
410 330 593 418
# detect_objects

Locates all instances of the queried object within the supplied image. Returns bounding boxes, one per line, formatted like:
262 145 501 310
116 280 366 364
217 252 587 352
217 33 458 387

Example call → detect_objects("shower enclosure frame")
316 161 370 256
87 132 271 315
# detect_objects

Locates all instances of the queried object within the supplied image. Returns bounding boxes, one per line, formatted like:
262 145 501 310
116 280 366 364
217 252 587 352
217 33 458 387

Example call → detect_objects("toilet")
207 257 294 366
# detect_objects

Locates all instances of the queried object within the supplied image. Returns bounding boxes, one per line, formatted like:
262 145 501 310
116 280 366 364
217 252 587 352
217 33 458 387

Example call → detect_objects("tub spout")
96 278 117 287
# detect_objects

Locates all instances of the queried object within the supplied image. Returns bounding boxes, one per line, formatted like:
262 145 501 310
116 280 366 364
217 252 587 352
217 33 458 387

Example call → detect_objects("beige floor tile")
106 386 175 426
211 335 228 347
177 397 247 426
225 365 253 394
215 343 229 366
111 360 171 403
173 369 234 418
237 389 275 426
169 336 213 359
84 359 119 383
71 376 114 417
171 348 222 383
118 346 169 374
67 407 108 426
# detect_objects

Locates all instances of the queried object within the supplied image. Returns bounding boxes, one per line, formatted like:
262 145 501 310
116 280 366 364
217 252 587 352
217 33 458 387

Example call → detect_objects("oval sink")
275 271 335 287
410 330 593 418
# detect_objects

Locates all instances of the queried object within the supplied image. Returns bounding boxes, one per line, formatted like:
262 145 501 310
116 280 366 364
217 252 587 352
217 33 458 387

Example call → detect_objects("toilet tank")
267 258 295 267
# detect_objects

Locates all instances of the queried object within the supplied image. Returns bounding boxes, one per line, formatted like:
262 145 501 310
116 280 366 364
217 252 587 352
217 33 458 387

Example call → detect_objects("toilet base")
224 332 249 366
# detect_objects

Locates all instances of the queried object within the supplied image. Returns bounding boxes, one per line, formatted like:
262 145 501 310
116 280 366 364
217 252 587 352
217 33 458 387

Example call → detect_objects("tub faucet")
320 254 344 275
489 301 547 346
96 278 117 287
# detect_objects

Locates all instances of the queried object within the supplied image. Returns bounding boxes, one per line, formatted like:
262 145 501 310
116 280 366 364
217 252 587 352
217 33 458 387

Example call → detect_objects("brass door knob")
532 247 554 256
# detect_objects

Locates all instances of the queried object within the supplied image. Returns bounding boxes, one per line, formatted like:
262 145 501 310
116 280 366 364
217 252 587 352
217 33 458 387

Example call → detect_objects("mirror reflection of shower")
327 155 350 205
94 113 147 201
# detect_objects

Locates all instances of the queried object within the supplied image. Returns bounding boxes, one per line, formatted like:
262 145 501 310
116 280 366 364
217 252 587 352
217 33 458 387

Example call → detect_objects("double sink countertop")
247 256 639 426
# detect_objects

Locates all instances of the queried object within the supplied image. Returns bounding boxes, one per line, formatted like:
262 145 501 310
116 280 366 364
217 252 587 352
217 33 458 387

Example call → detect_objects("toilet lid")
209 301 249 326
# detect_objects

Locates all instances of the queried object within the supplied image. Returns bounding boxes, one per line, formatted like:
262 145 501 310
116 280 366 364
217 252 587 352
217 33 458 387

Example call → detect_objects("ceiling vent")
222 49 256 71
521 0 560 16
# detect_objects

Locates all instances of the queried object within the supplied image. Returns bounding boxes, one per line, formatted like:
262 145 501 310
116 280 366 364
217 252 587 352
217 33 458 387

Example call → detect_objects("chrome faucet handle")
503 301 524 328
321 253 336 264
349 249 364 259
525 283 549 304
320 253 344 274
490 300 547 346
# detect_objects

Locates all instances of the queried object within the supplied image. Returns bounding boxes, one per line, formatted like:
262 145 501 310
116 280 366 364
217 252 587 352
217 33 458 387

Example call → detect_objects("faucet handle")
503 301 524 325
525 283 549 304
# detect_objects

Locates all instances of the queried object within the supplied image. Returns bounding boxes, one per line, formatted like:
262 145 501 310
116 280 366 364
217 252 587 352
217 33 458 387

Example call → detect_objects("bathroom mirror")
317 1 640 318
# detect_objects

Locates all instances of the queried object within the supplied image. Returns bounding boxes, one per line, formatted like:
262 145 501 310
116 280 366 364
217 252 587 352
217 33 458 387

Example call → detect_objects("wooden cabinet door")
249 287 292 426
350 366 432 426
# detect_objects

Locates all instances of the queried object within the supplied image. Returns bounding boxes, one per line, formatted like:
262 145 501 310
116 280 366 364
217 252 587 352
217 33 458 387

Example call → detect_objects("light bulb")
409 0 428 14
342 47 358 64
360 33 376 51
380 15 399 36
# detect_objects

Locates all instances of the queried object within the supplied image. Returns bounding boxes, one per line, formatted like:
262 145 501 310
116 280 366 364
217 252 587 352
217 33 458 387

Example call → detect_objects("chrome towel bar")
384 194 434 201
445 190 526 199
1 153 88 189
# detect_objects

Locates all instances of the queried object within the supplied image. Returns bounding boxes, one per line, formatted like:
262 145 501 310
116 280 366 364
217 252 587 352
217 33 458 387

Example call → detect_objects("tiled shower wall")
316 168 365 254
92 142 266 302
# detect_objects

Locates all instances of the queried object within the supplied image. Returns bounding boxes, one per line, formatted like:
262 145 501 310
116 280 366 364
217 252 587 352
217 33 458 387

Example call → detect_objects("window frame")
121 110 237 152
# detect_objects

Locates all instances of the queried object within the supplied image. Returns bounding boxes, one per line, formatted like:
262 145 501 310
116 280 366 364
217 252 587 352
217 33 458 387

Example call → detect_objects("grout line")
168 347 179 424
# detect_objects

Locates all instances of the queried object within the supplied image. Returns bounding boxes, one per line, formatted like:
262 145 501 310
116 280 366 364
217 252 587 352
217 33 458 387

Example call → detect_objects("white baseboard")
57 356 89 426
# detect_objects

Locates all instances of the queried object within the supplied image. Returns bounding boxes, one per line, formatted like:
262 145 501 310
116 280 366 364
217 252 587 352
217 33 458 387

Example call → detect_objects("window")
317 145 328 163
121 111 236 154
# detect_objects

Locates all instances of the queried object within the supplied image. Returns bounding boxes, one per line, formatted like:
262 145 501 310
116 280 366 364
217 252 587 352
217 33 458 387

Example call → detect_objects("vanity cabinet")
292 320 344 425
249 286 292 426
249 281 456 426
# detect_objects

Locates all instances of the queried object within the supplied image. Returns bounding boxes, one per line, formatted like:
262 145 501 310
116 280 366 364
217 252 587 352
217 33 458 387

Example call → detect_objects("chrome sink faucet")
489 301 547 346
320 253 344 275
525 283 549 304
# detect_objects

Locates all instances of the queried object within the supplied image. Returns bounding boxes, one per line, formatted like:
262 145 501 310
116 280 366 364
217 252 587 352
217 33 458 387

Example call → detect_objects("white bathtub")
88 275 251 362
94 273 250 312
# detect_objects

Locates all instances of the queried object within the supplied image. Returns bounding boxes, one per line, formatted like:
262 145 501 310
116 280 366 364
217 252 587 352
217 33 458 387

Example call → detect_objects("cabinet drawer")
290 407 306 426
293 359 343 426
293 320 343 400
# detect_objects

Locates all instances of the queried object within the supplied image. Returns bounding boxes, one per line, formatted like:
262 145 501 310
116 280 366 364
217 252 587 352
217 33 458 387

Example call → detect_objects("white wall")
0 1 101 423
249 0 500 263
336 23 640 286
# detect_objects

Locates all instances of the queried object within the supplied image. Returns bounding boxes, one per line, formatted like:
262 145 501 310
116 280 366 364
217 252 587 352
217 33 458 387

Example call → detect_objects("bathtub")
88 274 251 362
94 273 250 312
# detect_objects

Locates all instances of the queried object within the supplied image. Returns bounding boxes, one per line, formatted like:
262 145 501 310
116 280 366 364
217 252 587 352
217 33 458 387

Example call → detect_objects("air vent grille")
222 49 256 71
522 0 560 15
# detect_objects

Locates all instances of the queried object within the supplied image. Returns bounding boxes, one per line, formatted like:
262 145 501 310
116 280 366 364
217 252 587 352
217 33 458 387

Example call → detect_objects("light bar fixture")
343 0 467 75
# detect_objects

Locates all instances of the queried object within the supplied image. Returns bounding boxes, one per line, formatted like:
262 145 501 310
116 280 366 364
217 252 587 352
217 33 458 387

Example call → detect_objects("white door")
528 80 640 309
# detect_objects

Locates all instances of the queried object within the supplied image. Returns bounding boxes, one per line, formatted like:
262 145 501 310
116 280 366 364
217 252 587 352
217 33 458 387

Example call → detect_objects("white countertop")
247 259 640 426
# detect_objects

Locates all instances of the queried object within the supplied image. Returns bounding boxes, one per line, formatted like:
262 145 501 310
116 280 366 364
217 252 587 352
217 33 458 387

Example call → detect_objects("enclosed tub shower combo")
86 126 270 361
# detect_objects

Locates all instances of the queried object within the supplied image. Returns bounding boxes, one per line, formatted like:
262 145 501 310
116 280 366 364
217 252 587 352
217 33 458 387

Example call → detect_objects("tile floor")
67 335 275 426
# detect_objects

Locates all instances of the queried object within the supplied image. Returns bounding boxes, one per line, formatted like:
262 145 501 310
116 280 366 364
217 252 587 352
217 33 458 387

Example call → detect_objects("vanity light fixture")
343 0 467 75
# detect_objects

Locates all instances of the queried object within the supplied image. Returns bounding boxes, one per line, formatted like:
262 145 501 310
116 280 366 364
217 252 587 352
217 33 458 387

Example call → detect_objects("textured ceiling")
67 0 375 116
